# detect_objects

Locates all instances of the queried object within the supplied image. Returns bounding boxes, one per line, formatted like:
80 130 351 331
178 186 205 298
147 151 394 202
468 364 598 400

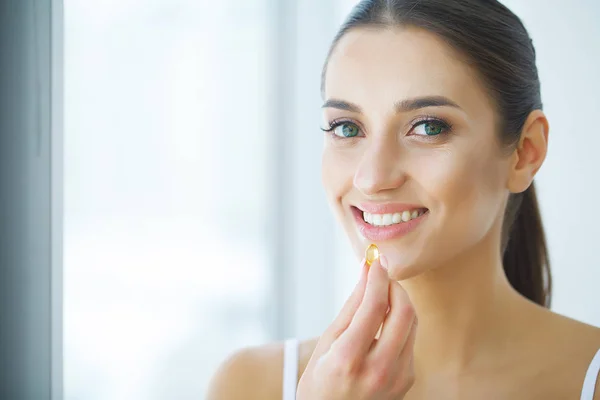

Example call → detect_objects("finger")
333 257 390 362
391 320 417 396
314 259 369 355
370 280 415 364
398 318 417 362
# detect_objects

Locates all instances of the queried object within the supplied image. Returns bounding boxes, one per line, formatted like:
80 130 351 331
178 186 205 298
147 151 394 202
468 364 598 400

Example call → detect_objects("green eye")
334 123 360 138
425 122 443 135
414 120 449 136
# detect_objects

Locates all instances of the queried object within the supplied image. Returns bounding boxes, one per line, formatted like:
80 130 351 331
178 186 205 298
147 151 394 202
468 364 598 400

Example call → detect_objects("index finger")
313 260 369 356
331 257 390 362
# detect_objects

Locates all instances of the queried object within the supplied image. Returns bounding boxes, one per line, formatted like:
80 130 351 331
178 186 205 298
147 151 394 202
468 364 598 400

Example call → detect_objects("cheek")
414 144 506 240
321 145 356 204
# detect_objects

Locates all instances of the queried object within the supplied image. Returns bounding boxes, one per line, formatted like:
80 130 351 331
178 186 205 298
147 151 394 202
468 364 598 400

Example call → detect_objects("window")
64 1 272 398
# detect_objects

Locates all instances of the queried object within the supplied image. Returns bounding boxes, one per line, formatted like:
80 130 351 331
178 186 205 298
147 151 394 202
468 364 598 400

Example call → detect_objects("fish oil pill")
365 243 380 266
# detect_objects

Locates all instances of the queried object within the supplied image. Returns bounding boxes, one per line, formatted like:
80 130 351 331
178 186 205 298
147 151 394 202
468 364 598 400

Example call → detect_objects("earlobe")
507 110 549 194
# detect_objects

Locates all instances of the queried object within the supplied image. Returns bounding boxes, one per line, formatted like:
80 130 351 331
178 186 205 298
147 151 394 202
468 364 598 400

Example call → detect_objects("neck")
401 232 530 375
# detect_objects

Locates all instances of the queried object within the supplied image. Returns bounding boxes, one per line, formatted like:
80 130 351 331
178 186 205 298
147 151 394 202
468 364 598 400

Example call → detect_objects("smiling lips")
352 203 429 241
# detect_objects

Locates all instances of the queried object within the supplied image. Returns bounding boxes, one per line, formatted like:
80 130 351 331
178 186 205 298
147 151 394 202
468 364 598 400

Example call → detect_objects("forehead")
324 27 491 113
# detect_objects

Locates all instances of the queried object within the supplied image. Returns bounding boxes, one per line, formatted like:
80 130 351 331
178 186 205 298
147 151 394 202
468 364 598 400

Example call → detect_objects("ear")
507 110 549 194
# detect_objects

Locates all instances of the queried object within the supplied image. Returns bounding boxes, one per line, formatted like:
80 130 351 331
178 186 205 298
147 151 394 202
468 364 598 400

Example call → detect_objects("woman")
207 0 600 398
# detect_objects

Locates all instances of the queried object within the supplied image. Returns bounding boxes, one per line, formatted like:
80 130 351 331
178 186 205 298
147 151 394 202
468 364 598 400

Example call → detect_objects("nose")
353 138 407 196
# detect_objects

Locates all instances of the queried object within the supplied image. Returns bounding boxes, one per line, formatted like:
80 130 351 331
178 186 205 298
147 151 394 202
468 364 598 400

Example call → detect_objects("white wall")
64 1 277 398
327 0 600 332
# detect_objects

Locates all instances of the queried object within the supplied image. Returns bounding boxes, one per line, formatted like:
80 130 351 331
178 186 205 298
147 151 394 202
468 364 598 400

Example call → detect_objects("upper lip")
355 202 427 214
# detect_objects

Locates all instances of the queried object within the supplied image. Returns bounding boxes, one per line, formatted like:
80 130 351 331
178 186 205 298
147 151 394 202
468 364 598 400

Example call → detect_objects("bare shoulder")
533 307 600 398
560 317 600 400
205 337 320 400
546 309 600 351
205 341 283 400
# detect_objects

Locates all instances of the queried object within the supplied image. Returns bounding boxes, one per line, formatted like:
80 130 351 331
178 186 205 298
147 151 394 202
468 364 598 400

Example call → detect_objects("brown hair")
322 0 552 306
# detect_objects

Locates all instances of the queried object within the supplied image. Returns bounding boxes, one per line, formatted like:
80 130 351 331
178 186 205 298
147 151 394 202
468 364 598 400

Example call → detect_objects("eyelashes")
411 117 453 137
320 118 361 138
321 116 453 140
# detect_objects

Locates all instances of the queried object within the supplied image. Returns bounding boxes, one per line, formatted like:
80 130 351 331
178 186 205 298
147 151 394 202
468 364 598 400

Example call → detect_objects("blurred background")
0 0 598 399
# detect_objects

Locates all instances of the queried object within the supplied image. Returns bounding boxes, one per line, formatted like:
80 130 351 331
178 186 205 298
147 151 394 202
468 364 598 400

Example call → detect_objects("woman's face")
321 27 513 280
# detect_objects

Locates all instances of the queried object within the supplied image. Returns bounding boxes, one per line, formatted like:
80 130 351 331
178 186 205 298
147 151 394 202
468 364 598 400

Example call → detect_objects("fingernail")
379 255 388 270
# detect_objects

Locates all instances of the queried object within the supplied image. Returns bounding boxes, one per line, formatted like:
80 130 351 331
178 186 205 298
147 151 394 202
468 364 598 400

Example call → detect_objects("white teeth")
401 210 411 222
362 209 426 227
382 214 393 225
372 214 382 225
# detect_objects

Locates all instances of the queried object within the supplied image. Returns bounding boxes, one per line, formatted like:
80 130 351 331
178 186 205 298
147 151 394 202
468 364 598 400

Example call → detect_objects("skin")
206 27 600 400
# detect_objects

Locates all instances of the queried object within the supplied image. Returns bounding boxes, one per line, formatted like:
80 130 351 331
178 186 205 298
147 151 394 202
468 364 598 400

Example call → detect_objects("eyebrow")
321 96 461 113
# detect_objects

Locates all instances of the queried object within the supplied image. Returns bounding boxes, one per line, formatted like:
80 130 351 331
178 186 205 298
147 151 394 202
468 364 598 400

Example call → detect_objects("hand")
297 257 417 400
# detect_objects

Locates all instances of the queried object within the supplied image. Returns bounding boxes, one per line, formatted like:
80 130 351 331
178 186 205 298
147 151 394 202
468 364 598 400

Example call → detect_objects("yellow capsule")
365 243 380 266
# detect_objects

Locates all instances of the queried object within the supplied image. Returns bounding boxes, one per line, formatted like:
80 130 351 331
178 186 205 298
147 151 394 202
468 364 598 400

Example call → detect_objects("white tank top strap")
581 347 600 400
283 338 299 400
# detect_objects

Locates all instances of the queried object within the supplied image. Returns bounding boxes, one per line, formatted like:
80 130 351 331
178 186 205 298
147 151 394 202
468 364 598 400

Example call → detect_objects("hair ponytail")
502 183 552 307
